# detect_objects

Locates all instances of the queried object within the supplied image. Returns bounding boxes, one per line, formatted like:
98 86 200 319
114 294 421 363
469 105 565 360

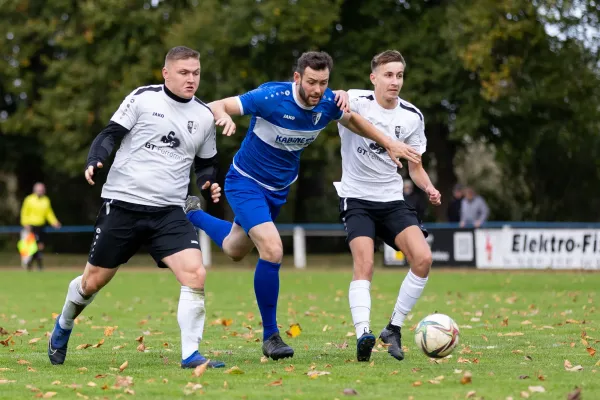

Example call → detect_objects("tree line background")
1 0 599 228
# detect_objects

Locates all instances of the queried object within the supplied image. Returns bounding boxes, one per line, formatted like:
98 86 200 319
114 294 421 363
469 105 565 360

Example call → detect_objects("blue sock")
254 259 281 341
186 210 232 249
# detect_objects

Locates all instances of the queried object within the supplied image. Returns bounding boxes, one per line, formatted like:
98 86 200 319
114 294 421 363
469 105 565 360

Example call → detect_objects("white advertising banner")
476 228 600 269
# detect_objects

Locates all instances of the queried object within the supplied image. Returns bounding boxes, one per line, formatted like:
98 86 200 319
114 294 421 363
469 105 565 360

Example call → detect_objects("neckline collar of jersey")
373 95 399 113
292 82 316 110
163 84 193 103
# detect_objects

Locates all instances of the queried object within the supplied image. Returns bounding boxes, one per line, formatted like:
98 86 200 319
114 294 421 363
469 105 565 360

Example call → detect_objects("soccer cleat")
180 351 225 369
262 332 294 360
356 329 376 362
184 195 202 214
48 314 72 365
379 323 405 361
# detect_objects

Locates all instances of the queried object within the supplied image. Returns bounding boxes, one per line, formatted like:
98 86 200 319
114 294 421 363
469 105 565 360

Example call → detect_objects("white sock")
178 286 206 360
58 276 96 330
391 270 428 327
349 280 371 338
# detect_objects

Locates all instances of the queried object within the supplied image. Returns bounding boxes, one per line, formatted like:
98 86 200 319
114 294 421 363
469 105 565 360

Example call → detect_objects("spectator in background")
403 179 426 221
20 182 61 270
459 186 489 228
447 184 463 223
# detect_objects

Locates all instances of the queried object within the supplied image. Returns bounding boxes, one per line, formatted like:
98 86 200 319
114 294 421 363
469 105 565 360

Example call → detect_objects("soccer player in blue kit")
185 51 421 360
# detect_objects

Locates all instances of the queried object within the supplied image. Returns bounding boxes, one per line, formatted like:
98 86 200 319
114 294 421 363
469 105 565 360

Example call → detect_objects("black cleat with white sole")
356 329 376 362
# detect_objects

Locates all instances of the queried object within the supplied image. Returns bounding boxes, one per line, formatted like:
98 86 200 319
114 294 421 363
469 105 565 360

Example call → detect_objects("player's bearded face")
296 67 330 106
163 58 201 99
372 62 404 102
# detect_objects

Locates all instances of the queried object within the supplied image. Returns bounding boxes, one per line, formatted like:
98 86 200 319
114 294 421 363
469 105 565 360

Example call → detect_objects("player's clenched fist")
85 162 103 185
201 181 221 203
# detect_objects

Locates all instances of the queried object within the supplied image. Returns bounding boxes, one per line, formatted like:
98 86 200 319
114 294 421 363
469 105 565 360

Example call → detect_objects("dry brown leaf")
481 335 488 342
519 375 530 379
28 337 42 344
113 344 127 350
26 384 40 392
222 318 233 327
466 391 477 399
567 387 582 400
369 361 375 367
390 370 398 375
92 339 105 348
14 329 28 336
124 388 135 395
119 360 129 372
27 366 37 372
76 343 92 350
104 326 117 337
411 368 422 373
260 356 269 364
412 381 422 387
0 327 9 335
285 323 302 338
135 336 144 343
521 391 530 398
78 367 88 373
0 336 12 346
223 381 228 389
136 343 146 352
529 386 545 393
460 371 472 385
0 368 13 372
587 347 596 357
346 331 355 337
95 374 107 379
42 392 57 398
343 388 358 396
0 379 16 384
307 370 330 379
193 360 210 377
457 357 472 364
87 382 97 387
524 355 533 361
114 376 134 388
224 366 244 374
501 332 524 337
265 378 282 386
51 381 61 385
501 317 509 326
284 365 295 372
17 359 30 365
566 319 581 324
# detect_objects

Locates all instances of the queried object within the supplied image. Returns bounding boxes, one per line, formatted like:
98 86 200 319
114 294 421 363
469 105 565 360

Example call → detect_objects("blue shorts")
225 166 289 234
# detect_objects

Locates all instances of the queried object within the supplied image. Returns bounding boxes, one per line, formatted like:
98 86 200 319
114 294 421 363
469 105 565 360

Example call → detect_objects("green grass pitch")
0 268 598 399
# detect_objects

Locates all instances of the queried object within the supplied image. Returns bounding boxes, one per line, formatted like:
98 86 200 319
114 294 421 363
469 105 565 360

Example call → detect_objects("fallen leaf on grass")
95 374 107 379
460 371 472 385
51 381 61 385
519 375 530 379
521 391 530 398
113 344 127 350
411 368 422 373
87 382 97 387
285 323 302 338
78 367 88 373
284 365 295 372
104 326 117 336
183 382 203 395
135 336 144 343
92 339 104 348
76 344 92 350
223 381 228 389
27 366 37 372
260 356 268 364
0 380 16 384
28 337 42 344
17 359 30 365
26 384 40 392
346 331 355 337
586 347 596 357
466 391 477 398
481 335 488 342
307 370 330 379
136 343 146 352
524 355 533 361
412 381 422 387
501 317 509 326
567 387 582 400
0 336 12 346
265 378 282 386
529 386 545 393
14 329 28 336
343 388 358 396
0 368 13 372
75 393 88 400
457 357 471 364
224 366 244 374
564 360 583 371
119 361 129 372
0 327 9 335
124 388 135 395
499 332 524 337
114 376 134 388
192 360 209 377
40 392 57 398
389 370 398 375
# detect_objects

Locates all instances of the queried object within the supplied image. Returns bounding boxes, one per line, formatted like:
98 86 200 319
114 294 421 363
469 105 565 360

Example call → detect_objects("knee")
259 242 283 263
228 254 245 262
184 265 206 289
411 250 432 277
79 274 104 296
353 257 374 280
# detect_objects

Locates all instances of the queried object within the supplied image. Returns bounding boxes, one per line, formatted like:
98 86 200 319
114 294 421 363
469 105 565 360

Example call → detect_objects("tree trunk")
426 122 458 222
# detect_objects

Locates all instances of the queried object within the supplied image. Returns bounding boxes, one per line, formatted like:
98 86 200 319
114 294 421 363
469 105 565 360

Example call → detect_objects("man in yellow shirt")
20 182 61 270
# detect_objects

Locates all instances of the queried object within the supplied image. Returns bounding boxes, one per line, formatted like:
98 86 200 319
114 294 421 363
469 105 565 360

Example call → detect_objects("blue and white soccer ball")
414 313 460 358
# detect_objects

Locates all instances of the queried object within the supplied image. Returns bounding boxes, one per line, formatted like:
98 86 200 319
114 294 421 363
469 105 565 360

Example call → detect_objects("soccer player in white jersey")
335 50 442 362
185 51 421 360
48 47 225 369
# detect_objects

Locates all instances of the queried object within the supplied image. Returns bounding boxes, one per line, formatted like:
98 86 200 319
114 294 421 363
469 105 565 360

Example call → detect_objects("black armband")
85 121 129 170
194 154 219 199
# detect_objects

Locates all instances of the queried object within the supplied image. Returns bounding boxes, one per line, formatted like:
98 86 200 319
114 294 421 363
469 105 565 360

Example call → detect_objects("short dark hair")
165 46 200 65
371 50 406 72
295 51 333 75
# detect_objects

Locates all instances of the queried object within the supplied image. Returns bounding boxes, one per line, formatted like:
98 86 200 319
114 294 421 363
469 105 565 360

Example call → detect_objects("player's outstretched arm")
408 161 441 206
84 122 129 185
208 97 241 137
339 111 421 167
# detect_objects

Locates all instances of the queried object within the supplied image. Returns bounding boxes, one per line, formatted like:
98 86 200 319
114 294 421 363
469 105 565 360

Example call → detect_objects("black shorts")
30 225 46 244
88 200 201 269
339 197 428 251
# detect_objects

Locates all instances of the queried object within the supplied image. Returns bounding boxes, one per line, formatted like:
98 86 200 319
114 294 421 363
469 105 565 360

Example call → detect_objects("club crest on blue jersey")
312 112 322 125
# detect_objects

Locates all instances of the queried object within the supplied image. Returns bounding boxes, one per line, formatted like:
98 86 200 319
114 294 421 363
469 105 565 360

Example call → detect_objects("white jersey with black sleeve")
100 85 216 207
334 89 426 202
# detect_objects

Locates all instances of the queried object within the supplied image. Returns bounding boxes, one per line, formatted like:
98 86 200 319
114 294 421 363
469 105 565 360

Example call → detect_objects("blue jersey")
232 82 344 191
